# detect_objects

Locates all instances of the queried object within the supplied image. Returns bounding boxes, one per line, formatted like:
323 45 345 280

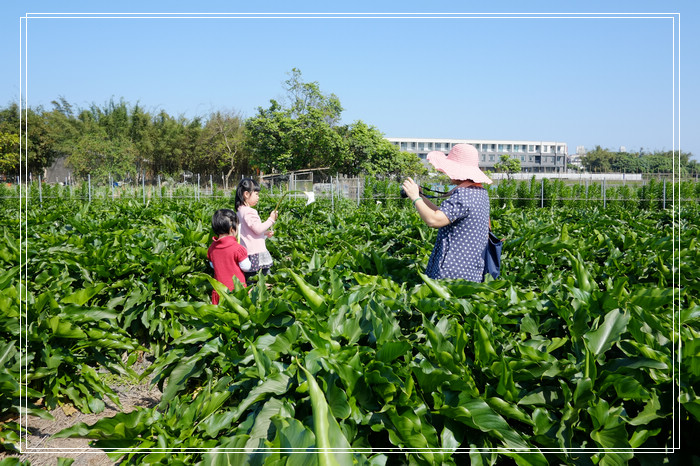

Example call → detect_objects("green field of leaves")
1 194 698 465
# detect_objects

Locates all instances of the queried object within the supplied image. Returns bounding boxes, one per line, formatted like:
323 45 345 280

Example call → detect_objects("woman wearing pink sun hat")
402 143 492 282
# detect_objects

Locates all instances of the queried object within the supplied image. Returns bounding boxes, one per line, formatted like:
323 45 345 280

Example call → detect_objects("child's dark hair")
235 178 260 211
211 209 239 236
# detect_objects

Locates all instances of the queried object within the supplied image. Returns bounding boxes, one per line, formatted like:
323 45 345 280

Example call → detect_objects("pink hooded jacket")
237 205 274 255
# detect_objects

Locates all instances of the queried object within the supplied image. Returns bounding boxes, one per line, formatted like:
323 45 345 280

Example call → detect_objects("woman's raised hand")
402 177 420 200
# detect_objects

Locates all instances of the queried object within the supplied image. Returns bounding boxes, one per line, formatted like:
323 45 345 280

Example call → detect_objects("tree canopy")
6 68 694 183
0 69 428 182
494 154 522 178
245 68 427 178
581 145 696 175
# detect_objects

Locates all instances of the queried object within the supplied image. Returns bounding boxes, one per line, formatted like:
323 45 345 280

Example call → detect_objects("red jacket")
207 236 248 304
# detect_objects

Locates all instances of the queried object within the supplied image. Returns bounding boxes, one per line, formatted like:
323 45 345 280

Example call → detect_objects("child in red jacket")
207 209 251 304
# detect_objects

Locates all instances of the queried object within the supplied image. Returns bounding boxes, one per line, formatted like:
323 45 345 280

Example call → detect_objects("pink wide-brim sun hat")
426 143 493 184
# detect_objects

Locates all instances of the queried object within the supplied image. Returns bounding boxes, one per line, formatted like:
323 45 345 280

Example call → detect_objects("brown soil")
1 356 161 466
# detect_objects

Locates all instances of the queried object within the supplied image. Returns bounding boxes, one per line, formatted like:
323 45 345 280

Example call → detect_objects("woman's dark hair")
235 178 260 211
211 209 239 236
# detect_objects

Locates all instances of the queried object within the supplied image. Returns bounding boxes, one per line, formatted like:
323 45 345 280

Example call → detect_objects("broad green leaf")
61 283 106 305
495 359 517 402
47 316 86 339
440 398 531 450
502 452 550 466
680 305 700 324
376 341 411 364
289 270 327 311
54 408 156 439
629 287 674 309
202 434 253 466
299 365 353 466
327 381 351 421
271 415 316 464
62 305 119 322
231 372 291 422
418 272 452 299
612 375 651 400
583 309 630 360
518 387 566 407
203 274 249 318
201 411 237 438
626 390 664 426
629 427 661 448
590 422 631 450
603 357 668 373
531 408 554 436
485 397 534 426
17 405 55 420
162 365 197 405
386 405 443 464
0 341 17 366
0 265 20 290
440 421 463 453
573 377 594 408
244 397 284 450
520 314 539 335
474 319 498 365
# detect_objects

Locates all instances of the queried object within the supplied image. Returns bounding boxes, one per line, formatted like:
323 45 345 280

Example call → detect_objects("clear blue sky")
2 1 698 161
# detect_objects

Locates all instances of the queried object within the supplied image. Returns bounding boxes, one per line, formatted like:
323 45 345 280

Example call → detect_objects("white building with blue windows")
386 137 569 173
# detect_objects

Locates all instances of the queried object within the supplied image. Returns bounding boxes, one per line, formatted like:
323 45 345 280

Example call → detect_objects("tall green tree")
46 99 143 182
494 154 521 178
246 68 426 177
0 103 63 177
68 130 138 181
200 110 249 189
581 146 693 175
284 68 343 126
581 146 612 172
337 121 426 177
0 131 19 175
245 69 348 174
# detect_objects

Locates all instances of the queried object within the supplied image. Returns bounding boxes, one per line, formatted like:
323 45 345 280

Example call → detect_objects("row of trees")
2 69 696 184
580 145 697 175
0 69 427 186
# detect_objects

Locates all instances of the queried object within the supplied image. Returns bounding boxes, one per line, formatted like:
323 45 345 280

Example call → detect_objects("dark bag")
483 230 503 279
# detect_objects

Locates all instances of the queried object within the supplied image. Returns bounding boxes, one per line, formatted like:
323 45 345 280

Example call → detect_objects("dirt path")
2 358 161 465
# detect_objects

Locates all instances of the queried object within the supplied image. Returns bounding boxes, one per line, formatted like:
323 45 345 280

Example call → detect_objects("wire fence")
4 173 700 210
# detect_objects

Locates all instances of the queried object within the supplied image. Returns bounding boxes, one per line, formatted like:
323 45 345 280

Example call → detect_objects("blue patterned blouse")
425 186 490 282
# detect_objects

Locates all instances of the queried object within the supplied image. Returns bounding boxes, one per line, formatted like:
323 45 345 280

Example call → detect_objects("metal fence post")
663 180 666 209
603 179 606 209
197 174 201 201
540 178 544 208
88 174 92 203
38 175 43 207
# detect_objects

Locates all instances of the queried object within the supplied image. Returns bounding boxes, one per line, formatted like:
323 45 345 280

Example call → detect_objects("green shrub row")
491 177 700 209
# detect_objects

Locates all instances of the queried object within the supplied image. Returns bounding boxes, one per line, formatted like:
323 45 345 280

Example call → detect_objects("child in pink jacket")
234 178 278 281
